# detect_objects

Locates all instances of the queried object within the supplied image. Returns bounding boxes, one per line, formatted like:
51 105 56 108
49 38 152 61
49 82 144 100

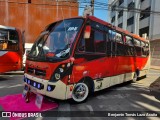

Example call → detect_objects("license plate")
35 94 43 109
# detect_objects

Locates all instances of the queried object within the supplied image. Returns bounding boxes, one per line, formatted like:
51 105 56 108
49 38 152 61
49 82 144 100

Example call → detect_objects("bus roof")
0 25 16 30
87 16 148 42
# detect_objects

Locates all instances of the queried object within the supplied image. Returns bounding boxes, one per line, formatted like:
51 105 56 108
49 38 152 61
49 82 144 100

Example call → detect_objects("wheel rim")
72 83 89 102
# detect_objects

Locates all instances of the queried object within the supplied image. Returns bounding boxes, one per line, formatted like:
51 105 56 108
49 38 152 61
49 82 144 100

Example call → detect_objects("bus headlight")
55 73 61 80
28 80 30 84
50 63 73 82
33 82 36 87
47 85 55 92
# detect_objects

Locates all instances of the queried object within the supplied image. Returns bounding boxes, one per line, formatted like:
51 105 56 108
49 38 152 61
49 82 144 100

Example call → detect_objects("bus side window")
94 30 106 53
134 38 141 56
125 35 135 56
145 43 149 56
141 41 146 57
115 32 123 56
78 29 106 53
78 38 85 52
108 30 116 56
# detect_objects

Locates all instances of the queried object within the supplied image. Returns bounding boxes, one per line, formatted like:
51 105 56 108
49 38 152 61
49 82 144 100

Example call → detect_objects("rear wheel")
72 82 89 103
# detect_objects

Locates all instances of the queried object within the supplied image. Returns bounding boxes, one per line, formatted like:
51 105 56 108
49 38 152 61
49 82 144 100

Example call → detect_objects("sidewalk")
150 65 160 70
2 71 24 75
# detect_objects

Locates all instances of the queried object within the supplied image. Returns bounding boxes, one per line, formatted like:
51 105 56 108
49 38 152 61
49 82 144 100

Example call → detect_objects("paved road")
0 69 160 120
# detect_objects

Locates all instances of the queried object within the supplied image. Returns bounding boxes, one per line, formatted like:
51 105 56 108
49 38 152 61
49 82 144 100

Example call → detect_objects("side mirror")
84 25 91 39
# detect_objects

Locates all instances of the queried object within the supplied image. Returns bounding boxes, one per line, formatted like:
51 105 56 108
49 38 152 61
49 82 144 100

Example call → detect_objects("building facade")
109 0 160 67
0 0 78 43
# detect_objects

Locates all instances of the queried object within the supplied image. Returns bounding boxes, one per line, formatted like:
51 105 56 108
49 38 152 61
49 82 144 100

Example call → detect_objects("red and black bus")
24 16 150 103
0 25 24 73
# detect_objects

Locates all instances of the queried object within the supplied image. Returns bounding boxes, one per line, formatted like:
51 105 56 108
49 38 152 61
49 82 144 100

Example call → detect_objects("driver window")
78 29 106 53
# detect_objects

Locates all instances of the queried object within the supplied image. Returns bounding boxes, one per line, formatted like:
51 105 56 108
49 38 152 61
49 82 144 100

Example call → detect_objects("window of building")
111 16 115 23
141 0 145 3
112 5 116 11
119 0 124 6
127 17 134 26
140 7 151 20
139 26 149 37
118 23 123 28
128 1 135 10
118 10 123 18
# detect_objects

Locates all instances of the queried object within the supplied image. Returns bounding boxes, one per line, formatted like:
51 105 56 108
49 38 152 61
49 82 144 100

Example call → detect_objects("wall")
0 0 78 43
150 39 160 67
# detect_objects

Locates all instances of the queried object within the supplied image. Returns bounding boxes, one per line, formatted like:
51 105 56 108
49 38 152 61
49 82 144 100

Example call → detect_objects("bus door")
74 25 107 90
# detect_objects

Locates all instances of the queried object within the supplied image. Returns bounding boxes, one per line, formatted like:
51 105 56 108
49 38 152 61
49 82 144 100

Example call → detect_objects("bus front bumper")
24 73 70 100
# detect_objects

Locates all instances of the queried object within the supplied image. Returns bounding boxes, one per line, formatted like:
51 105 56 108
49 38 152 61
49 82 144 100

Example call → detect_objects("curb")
2 71 24 75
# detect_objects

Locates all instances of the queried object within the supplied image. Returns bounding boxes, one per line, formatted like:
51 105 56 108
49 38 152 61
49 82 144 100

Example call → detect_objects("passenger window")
115 32 123 43
94 31 106 53
134 38 141 56
134 39 141 47
126 36 134 46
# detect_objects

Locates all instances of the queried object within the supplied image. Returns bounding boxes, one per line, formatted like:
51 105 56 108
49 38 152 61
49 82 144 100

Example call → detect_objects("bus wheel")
72 82 89 103
132 73 138 82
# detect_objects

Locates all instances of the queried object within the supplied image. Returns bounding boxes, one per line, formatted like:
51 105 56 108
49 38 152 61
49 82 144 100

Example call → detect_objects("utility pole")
91 0 94 15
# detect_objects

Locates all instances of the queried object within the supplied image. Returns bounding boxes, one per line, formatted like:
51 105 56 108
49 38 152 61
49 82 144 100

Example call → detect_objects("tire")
72 82 89 103
132 73 138 82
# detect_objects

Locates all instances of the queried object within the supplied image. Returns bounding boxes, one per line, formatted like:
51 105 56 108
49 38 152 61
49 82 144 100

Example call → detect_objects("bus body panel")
0 51 22 73
0 25 24 73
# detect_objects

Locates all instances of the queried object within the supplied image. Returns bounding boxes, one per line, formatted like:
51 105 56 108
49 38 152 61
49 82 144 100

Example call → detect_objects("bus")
0 25 24 73
23 16 150 103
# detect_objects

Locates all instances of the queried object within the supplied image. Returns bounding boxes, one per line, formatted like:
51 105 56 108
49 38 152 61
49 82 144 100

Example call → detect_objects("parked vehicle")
0 25 24 73
23 16 150 103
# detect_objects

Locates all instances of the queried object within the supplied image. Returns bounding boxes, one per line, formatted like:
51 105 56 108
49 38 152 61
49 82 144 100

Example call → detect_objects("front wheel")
72 82 89 103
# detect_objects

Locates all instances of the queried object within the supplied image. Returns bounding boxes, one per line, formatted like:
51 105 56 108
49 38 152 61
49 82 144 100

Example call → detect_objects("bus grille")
27 67 46 76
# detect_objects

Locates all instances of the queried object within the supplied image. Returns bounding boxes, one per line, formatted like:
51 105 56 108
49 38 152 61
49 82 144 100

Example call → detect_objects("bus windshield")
29 18 83 59
0 29 19 51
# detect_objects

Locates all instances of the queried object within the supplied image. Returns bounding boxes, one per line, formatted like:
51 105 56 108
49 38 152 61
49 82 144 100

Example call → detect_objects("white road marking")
96 94 130 100
86 105 94 115
7 84 23 88
0 84 23 89
111 86 137 90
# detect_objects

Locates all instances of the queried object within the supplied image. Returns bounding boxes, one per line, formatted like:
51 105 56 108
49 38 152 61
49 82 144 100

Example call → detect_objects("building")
0 0 78 43
109 0 160 67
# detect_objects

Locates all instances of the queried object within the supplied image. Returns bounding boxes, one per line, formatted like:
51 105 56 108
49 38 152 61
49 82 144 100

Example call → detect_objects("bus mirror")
70 57 75 64
84 25 91 39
